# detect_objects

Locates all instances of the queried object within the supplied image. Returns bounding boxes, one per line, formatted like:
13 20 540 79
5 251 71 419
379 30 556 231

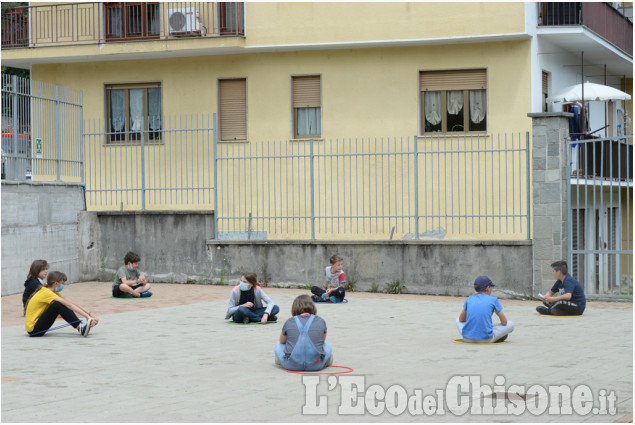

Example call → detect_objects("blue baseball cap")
474 275 496 290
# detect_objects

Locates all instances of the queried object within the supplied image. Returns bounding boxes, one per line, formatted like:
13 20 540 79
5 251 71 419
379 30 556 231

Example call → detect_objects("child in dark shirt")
225 272 279 324
537 260 586 316
22 259 49 307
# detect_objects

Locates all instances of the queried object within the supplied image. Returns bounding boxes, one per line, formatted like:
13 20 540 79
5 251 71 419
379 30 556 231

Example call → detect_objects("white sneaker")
77 318 93 337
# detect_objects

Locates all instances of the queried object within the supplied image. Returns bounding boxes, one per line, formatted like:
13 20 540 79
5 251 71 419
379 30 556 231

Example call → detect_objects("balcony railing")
1 2 244 49
539 2 633 56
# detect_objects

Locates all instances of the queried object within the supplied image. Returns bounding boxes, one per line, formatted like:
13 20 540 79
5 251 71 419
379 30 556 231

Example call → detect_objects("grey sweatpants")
456 318 515 343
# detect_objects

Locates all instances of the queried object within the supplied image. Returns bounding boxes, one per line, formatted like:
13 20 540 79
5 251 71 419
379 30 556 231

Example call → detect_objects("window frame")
542 70 551 113
218 78 248 142
419 69 488 135
104 82 162 145
292 75 322 139
104 2 160 42
219 2 245 35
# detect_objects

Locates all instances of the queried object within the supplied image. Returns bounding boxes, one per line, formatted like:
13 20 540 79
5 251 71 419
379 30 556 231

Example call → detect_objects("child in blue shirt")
456 276 515 343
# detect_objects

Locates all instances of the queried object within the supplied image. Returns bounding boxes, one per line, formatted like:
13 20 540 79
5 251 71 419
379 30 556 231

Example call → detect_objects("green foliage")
344 279 356 292
100 257 107 281
214 269 225 285
456 287 461 297
443 289 450 296
385 280 407 294
370 283 379 293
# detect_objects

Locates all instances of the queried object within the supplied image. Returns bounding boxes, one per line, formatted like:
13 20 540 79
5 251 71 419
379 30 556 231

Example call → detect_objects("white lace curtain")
426 90 487 127
110 88 162 134
424 91 442 125
148 88 161 131
447 90 463 115
110 89 125 132
130 89 143 132
469 89 487 124
297 107 321 136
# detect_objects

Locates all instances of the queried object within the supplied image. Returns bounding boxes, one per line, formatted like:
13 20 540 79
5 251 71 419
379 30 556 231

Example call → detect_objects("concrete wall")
91 212 532 297
205 240 533 298
95 211 215 284
1 181 85 295
3 193 532 298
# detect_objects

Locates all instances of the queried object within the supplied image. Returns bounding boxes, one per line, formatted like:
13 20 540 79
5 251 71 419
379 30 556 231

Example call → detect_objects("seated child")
311 254 346 303
25 271 99 337
112 251 152 298
274 295 333 371
536 260 586 316
225 272 279 324
456 276 514 343
22 259 49 308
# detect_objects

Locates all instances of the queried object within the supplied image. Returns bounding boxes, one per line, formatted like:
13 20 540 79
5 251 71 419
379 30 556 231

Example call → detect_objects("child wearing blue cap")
456 276 514 343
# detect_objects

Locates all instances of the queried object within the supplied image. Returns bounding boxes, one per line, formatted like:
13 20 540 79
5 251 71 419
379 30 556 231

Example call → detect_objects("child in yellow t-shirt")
25 271 99 337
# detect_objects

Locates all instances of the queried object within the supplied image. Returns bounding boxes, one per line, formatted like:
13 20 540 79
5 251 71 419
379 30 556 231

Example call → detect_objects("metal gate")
567 135 633 297
1 73 83 182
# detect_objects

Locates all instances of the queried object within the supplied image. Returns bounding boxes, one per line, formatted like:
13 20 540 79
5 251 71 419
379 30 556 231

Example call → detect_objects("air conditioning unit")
168 8 200 34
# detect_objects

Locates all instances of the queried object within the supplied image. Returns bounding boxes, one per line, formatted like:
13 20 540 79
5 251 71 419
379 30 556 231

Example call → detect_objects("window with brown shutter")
219 79 247 141
292 75 321 138
420 69 487 134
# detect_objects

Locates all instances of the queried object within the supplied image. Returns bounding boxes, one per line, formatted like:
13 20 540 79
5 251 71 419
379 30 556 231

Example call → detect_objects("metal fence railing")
2 2 245 49
567 135 633 297
1 74 83 182
538 2 633 56
83 114 216 211
215 133 531 241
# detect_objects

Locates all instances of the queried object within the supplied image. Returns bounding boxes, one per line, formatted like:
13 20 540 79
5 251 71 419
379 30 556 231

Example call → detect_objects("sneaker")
268 315 277 322
311 295 321 303
493 334 508 343
140 291 153 298
321 293 329 300
536 306 551 315
241 316 250 324
77 318 93 337
542 301 553 308
274 356 281 366
326 354 334 366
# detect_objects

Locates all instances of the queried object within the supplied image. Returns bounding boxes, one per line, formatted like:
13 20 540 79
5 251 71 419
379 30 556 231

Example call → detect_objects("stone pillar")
528 112 573 293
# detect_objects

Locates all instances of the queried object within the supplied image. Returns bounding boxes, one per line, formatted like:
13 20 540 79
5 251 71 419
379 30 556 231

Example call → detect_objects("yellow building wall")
31 40 533 240
244 2 526 46
32 40 532 139
22 3 525 49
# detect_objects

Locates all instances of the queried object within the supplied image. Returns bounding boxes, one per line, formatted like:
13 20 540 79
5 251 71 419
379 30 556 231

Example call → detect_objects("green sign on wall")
35 138 42 158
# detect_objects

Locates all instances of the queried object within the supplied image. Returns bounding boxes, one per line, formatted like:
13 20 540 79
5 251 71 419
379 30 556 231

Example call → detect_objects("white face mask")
239 282 250 291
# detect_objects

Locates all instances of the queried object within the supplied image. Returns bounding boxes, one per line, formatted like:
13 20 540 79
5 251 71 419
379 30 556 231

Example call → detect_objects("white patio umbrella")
547 81 631 103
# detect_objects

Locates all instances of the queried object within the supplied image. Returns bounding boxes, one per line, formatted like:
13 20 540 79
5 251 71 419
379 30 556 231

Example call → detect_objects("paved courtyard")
2 282 632 422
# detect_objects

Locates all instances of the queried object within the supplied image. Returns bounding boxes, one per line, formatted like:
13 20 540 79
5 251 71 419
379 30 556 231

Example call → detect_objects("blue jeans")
232 305 280 323
275 342 333 371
